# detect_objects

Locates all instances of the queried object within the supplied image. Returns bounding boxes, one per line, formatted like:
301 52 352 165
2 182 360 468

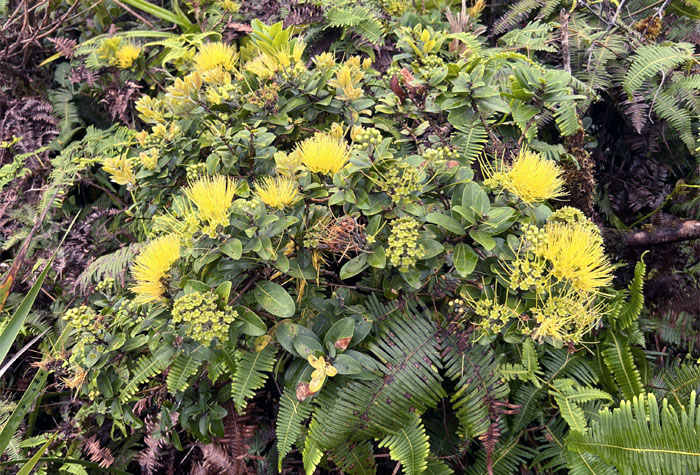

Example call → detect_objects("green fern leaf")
120 347 175 403
623 43 694 94
550 378 613 433
444 331 508 439
566 450 616 475
331 440 377 475
303 421 324 475
424 458 454 475
567 391 700 474
166 346 207 394
377 414 430 475
231 345 276 412
277 388 313 471
616 255 646 330
499 339 541 385
602 333 643 400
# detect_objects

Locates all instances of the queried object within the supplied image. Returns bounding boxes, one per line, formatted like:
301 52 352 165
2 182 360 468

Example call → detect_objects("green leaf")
166 346 207 393
232 345 277 412
221 239 242 260
293 335 324 359
623 43 693 94
277 388 313 471
324 318 355 352
234 305 267 336
333 354 362 375
426 213 465 236
453 243 478 277
340 254 369 280
462 181 489 217
602 333 643 400
566 391 700 474
254 281 295 318
17 432 57 475
377 414 430 475
469 229 496 250
0 369 49 455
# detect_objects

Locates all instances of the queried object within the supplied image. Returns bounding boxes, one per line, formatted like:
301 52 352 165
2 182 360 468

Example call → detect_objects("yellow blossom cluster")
253 175 301 210
131 234 181 304
296 133 349 175
502 213 614 345
483 149 566 204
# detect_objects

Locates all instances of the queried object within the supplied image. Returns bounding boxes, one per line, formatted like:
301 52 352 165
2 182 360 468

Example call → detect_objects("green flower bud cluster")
422 146 458 162
386 65 404 84
381 0 408 16
414 55 444 77
522 223 546 254
386 217 426 271
248 83 280 113
474 298 513 334
281 62 307 81
509 257 547 294
377 164 423 205
548 207 602 244
303 221 323 248
171 291 237 345
448 298 467 316
95 277 116 293
233 199 258 216
355 128 382 150
63 306 106 344
186 163 208 181
205 82 240 106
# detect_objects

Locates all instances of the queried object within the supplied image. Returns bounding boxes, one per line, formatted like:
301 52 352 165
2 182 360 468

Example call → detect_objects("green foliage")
3 1 700 473
377 414 430 475
567 391 700 474
231 345 276 412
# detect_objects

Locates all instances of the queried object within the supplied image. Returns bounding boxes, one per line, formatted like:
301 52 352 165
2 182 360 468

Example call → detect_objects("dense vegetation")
1 0 699 473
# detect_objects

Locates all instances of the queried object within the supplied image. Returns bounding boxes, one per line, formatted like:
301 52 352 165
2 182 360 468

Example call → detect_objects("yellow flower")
530 290 602 345
115 43 141 69
253 175 301 209
484 149 566 204
539 222 613 293
194 42 237 72
102 156 135 187
296 133 349 175
183 175 237 237
308 355 338 393
131 234 181 304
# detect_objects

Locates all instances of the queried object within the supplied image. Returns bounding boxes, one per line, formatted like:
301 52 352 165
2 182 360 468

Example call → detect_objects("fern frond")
74 243 142 293
377 414 430 475
452 121 488 164
308 300 444 450
277 388 313 471
120 347 176 403
616 255 646 330
567 391 700 474
601 333 644 401
565 450 616 475
661 363 700 409
424 458 454 475
622 43 694 94
550 378 613 433
331 440 376 475
443 329 509 439
231 345 277 412
494 0 540 35
166 346 207 394
499 339 541 385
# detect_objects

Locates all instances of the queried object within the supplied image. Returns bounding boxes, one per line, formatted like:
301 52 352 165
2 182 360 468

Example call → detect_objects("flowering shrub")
4 2 700 474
